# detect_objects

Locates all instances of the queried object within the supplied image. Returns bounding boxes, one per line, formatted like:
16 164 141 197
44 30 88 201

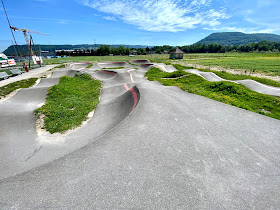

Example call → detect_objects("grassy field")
145 67 280 120
42 52 280 76
171 64 280 87
35 73 101 133
145 67 189 79
43 54 170 65
175 52 280 76
0 78 38 98
202 69 280 87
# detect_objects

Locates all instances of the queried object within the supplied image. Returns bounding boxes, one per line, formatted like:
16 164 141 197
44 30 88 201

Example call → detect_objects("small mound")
94 70 118 80
129 59 151 64
97 61 127 68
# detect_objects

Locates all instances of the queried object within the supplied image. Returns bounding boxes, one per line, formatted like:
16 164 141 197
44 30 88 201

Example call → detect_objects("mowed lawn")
178 53 280 76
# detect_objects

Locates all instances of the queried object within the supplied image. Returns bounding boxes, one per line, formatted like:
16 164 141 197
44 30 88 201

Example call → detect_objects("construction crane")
10 26 48 56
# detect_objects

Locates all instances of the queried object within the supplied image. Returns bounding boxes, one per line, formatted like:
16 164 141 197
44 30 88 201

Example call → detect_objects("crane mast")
10 26 48 57
23 31 34 56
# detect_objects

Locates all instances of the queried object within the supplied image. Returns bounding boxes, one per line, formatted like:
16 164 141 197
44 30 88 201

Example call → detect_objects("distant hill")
2 44 151 56
196 32 280 45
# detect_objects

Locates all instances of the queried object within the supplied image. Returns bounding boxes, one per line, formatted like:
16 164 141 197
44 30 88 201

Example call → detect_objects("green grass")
43 53 280 76
35 73 102 133
145 67 188 79
145 68 280 120
56 64 66 68
172 63 280 87
209 70 280 87
0 78 38 98
172 64 193 71
176 52 280 76
43 54 170 65
86 63 94 68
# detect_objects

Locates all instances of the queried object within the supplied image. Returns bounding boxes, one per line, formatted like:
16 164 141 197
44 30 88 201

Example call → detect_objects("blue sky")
1 0 280 52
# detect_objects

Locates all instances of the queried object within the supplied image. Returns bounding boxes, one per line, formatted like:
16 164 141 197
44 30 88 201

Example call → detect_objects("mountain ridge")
196 32 280 45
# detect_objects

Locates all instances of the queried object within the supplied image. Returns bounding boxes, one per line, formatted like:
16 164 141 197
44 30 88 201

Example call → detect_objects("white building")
0 53 16 68
0 53 8 60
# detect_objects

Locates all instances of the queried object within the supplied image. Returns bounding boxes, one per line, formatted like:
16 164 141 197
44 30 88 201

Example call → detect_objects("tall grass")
35 73 101 133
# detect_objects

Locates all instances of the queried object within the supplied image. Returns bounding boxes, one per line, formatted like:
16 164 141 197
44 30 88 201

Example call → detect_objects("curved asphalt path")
0 61 280 209
185 69 280 97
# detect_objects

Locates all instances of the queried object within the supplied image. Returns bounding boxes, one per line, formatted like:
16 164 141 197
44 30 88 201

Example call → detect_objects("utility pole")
39 44 42 67
29 35 31 69
11 40 19 61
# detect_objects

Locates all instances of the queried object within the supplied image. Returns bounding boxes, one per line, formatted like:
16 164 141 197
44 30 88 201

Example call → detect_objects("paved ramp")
155 63 177 73
0 62 140 180
67 62 91 70
97 61 128 69
237 79 280 97
0 62 280 209
185 69 280 96
198 72 226 82
129 59 151 64
0 65 57 88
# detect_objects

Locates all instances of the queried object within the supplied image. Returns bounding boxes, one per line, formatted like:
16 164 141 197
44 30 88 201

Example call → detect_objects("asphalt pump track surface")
0 61 280 209
185 69 280 97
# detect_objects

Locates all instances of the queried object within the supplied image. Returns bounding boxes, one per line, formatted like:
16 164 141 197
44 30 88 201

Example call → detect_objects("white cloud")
103 16 117 21
81 0 228 32
203 26 276 34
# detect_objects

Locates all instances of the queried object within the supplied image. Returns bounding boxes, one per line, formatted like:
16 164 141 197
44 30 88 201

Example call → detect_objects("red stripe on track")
99 71 117 75
129 88 138 114
124 84 138 114
124 84 129 90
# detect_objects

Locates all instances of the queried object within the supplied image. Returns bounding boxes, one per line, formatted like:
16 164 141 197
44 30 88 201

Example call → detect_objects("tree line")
4 40 280 57
86 41 280 56
56 45 131 56
180 40 280 53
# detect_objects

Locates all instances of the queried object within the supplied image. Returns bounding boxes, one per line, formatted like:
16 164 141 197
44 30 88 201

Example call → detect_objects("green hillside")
196 32 280 45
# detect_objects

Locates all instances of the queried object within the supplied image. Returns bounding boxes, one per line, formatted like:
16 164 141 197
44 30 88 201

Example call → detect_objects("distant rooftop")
171 47 184 54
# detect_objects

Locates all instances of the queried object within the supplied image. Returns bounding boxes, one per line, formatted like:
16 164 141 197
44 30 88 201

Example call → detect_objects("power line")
11 40 19 58
1 0 22 57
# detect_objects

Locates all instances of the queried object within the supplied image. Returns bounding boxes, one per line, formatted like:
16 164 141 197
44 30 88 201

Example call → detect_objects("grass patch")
86 63 94 68
0 78 38 98
172 64 193 71
35 73 102 133
145 68 280 120
195 68 280 87
178 53 280 76
43 54 170 65
172 63 280 87
43 53 280 76
56 64 66 68
145 67 188 79
213 71 280 87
